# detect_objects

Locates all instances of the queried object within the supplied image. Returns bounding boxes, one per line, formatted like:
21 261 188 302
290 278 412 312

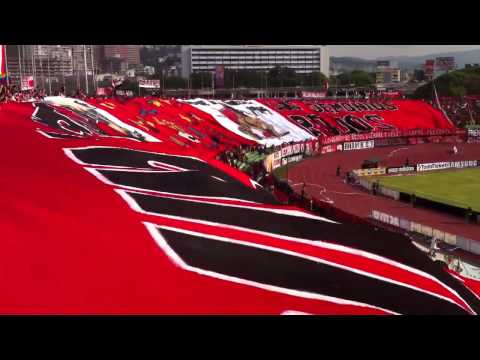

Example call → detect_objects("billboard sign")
343 140 374 151
424 59 435 76
301 91 326 98
21 76 35 91
139 79 161 89
435 57 455 71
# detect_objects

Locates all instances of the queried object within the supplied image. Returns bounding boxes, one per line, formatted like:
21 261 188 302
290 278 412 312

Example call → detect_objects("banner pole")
47 51 52 95
90 45 97 92
18 46 23 89
83 45 89 95
4 45 10 86
32 45 36 89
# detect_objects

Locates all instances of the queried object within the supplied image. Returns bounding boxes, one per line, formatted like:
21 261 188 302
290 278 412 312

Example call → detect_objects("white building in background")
181 45 330 79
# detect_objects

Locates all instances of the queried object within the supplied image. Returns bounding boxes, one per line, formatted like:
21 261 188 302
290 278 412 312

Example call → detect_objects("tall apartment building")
6 45 98 92
181 45 330 79
376 62 401 85
103 45 140 65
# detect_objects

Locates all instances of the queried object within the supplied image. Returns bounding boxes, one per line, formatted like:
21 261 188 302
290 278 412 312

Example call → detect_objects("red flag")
0 45 7 82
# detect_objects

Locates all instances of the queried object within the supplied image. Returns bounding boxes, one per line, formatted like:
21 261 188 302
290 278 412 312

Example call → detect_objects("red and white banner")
321 128 466 146
96 87 113 96
112 76 125 88
139 79 160 89
21 76 35 91
343 140 374 151
258 99 456 142
0 99 479 315
181 98 315 146
301 91 326 98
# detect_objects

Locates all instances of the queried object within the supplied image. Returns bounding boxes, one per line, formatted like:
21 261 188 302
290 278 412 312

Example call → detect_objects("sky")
329 45 480 59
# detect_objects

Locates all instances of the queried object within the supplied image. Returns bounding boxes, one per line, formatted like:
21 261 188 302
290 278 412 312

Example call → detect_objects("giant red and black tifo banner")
1 96 480 315
258 98 455 139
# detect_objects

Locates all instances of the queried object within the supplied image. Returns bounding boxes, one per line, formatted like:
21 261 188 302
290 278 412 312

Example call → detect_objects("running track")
287 143 480 242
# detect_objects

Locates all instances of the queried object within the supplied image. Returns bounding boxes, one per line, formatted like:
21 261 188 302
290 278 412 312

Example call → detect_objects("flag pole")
18 45 23 89
90 45 96 92
39 47 45 91
432 76 453 126
4 45 10 86
47 50 52 95
211 70 215 98
83 45 89 95
32 45 36 89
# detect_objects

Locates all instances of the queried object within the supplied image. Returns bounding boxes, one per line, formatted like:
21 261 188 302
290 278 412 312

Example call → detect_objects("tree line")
94 67 379 95
413 67 480 99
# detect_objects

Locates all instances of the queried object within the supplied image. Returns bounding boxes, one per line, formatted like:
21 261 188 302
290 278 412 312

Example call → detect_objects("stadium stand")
1 95 480 315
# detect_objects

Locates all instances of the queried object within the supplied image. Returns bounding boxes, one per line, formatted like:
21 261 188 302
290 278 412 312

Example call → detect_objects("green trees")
186 66 327 89
413 67 480 98
163 76 187 89
335 70 375 87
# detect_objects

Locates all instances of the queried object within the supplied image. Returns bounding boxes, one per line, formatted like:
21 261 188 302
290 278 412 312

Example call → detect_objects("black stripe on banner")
71 147 220 173
70 147 277 204
99 169 276 204
127 191 427 263
66 147 480 313
129 192 480 314
155 226 468 315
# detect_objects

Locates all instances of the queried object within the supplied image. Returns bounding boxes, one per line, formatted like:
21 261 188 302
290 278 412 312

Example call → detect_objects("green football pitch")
373 168 480 211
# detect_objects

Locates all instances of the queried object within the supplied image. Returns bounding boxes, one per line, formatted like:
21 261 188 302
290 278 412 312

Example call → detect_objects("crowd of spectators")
429 96 480 128
0 84 91 103
217 144 271 183
0 84 46 103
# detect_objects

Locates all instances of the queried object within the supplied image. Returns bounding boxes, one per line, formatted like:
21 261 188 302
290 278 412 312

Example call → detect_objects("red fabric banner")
1 99 479 315
258 99 455 140
0 45 6 81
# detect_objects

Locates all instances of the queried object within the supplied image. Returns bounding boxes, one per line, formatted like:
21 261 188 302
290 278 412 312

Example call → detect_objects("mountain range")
332 48 480 73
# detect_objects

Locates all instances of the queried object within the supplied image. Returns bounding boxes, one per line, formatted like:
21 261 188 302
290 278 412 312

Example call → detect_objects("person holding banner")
0 84 6 103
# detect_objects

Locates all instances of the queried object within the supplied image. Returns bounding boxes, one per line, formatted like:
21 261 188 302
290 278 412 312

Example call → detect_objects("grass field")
373 168 480 211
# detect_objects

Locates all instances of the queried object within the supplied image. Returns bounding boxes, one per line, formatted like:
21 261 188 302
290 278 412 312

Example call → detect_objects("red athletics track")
287 142 480 242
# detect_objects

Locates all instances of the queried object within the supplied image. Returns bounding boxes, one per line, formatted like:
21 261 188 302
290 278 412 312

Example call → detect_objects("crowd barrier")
321 128 467 146
263 128 467 173
353 168 386 177
371 210 480 256
355 159 480 178
271 175 480 259
354 159 480 219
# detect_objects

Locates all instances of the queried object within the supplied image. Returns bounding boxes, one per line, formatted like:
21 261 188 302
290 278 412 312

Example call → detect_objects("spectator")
429 237 438 257
301 182 306 200
0 84 6 103
465 207 473 223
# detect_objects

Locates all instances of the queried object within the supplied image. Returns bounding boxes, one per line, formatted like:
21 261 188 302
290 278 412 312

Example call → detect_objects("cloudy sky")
329 45 480 59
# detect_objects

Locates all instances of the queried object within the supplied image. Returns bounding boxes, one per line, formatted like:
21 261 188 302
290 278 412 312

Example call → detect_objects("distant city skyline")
329 45 480 59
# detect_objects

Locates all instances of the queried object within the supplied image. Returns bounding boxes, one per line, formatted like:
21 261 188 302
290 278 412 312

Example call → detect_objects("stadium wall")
371 210 480 256
354 160 480 223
